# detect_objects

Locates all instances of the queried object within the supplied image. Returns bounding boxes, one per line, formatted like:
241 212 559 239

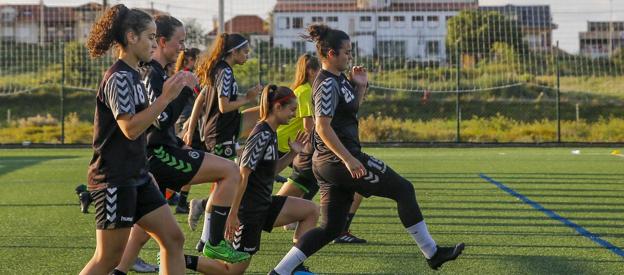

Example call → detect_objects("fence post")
555 41 561 143
257 39 263 84
60 42 65 144
455 43 461 143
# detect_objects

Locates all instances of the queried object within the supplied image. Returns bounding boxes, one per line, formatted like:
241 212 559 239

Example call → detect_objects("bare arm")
225 166 251 240
302 116 314 133
115 71 192 140
183 90 205 145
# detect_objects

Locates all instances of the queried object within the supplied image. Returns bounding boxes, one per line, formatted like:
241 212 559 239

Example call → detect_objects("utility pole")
218 0 224 34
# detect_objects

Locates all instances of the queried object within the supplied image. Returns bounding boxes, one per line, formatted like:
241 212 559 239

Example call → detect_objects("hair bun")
306 24 330 42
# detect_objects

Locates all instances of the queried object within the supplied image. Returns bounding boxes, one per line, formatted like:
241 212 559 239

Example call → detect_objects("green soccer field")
1 147 623 274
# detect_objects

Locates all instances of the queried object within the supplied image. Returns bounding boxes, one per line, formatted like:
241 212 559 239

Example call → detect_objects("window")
360 16 372 28
311 16 323 23
292 41 306 55
426 41 440 57
277 17 289 29
326 16 338 22
427 16 439 28
292 17 303 29
394 16 405 27
377 40 406 58
412 15 424 27
378 16 390 28
446 16 453 22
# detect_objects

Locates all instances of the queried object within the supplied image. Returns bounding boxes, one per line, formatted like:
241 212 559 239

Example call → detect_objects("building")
208 14 270 45
0 4 74 43
480 5 557 52
271 0 478 62
0 2 166 44
580 21 624 59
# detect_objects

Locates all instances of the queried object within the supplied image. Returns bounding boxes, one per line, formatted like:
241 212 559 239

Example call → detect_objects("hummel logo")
120 216 133 222
243 247 256 252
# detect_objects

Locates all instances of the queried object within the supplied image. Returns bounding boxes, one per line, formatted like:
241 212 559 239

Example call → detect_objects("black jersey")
143 60 194 148
239 121 278 215
201 60 241 150
312 69 361 163
293 140 313 170
88 60 150 190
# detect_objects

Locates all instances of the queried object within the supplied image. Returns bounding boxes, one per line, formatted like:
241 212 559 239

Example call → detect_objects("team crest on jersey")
188 151 200 159
224 147 234 157
340 79 355 103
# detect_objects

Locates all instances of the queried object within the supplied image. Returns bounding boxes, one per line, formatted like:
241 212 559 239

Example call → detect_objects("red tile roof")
209 15 268 35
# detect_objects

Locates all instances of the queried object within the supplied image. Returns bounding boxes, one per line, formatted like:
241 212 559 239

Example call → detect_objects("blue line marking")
479 173 624 258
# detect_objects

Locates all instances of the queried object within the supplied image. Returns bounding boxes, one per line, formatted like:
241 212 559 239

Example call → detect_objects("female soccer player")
269 24 465 275
224 84 318 274
110 15 250 275
185 33 261 252
275 53 366 244
81 4 194 274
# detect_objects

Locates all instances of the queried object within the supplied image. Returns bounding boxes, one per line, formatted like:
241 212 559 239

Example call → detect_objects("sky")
2 0 623 53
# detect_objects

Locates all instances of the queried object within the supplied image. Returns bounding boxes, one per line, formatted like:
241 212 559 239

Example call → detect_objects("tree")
447 10 527 60
183 18 209 49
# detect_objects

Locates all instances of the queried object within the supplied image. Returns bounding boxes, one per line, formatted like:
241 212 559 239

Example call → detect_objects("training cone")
611 150 620 155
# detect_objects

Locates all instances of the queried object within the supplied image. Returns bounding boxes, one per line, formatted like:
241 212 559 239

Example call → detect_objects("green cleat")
203 240 250 263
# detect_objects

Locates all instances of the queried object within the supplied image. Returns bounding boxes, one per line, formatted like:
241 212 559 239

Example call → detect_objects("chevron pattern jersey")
239 121 278 215
312 69 362 163
88 60 150 190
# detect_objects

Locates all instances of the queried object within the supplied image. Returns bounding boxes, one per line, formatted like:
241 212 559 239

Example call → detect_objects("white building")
272 0 478 62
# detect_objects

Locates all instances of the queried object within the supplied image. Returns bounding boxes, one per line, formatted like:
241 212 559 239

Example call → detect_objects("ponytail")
86 4 152 58
196 33 248 88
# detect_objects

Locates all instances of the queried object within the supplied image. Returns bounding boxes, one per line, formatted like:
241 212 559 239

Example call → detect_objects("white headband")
227 40 249 53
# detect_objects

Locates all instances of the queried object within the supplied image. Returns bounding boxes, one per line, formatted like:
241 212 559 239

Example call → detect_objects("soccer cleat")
268 270 280 275
333 231 367 244
175 203 190 214
188 199 204 231
131 257 159 273
426 243 465 270
203 240 250 263
293 263 316 275
196 240 205 253
78 191 92 214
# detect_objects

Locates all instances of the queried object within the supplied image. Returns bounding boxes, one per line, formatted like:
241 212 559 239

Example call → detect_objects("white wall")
272 10 459 61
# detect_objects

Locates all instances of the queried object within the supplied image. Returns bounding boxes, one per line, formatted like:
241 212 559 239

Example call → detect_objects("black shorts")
287 167 318 196
313 151 397 198
148 145 205 192
212 140 239 160
233 195 288 255
91 177 166 230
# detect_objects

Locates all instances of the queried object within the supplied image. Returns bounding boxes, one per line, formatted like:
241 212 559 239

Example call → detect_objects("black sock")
208 205 230 246
185 254 199 271
111 269 127 275
178 191 189 207
201 198 208 209
344 213 355 232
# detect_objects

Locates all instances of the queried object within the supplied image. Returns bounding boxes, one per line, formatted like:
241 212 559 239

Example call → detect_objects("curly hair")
86 4 153 58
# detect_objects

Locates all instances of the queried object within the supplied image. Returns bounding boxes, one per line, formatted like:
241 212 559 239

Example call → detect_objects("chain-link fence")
1 0 623 144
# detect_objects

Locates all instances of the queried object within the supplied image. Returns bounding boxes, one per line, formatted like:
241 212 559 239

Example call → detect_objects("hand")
224 212 240 241
162 71 195 102
344 156 366 179
349 66 368 88
288 131 308 154
182 130 193 147
246 84 262 104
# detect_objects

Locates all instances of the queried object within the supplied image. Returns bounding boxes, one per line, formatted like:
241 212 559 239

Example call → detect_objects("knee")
161 228 185 250
95 249 123 269
391 180 416 202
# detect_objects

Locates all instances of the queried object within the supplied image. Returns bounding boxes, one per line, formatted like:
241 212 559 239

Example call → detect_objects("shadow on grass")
0 156 76 177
